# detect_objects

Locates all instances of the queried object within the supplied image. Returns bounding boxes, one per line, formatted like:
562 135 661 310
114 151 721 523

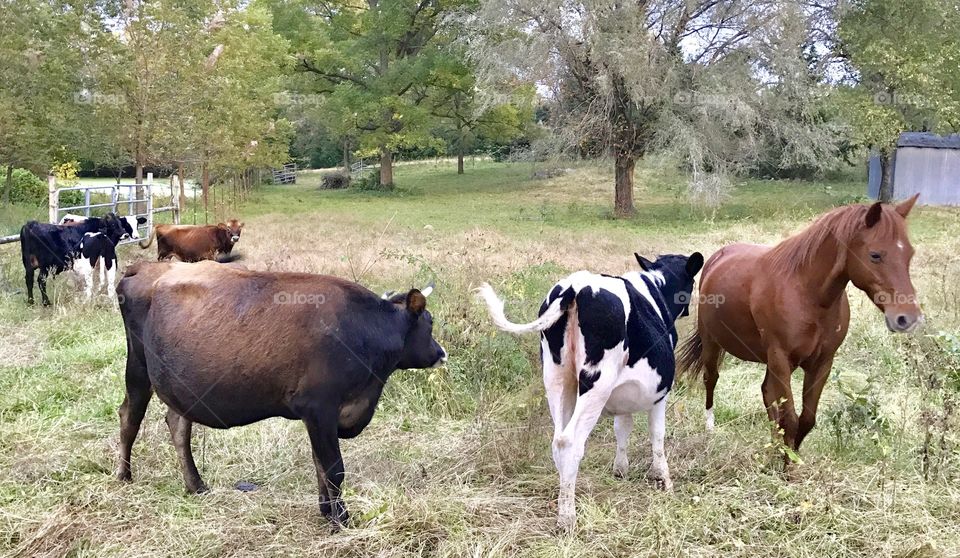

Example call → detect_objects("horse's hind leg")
796 356 834 450
701 337 723 432
165 408 208 494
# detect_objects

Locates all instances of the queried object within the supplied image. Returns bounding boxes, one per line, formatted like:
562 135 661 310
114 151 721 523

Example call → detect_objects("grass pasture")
1 160 959 557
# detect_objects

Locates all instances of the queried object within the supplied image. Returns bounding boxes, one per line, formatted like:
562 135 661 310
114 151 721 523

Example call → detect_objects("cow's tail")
138 227 156 248
475 282 566 335
19 223 35 267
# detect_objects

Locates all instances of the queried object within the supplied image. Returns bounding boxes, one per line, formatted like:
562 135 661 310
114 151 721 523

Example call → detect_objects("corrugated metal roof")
897 132 960 149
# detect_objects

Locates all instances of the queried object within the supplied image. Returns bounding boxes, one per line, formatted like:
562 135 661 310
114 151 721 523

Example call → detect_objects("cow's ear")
238 221 245 228
686 252 704 277
635 253 654 271
865 202 883 228
137 216 147 224
406 289 426 315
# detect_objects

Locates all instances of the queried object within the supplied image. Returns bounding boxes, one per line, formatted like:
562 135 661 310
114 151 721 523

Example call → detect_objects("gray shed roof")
897 132 960 149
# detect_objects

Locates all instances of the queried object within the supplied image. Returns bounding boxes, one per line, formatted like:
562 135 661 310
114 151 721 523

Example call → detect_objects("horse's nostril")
897 315 909 328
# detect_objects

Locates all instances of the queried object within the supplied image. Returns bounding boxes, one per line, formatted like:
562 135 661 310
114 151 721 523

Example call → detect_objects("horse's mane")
766 204 900 275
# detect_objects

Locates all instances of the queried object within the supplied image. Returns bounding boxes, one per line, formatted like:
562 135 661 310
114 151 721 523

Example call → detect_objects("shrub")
320 170 351 189
352 169 384 191
5 169 46 206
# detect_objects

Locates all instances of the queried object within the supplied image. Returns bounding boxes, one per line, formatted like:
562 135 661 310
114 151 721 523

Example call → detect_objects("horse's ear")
865 202 883 228
896 193 920 218
635 253 654 271
686 252 704 277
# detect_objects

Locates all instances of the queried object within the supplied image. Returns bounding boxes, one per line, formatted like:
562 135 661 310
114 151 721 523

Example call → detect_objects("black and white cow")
73 232 120 301
477 252 704 531
58 214 145 301
59 213 146 240
20 213 131 305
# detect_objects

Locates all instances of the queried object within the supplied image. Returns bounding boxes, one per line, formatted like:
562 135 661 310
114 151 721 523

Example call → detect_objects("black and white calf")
59 213 145 240
477 252 704 531
73 232 120 301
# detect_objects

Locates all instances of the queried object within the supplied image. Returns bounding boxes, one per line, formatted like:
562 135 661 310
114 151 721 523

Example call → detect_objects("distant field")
0 160 958 557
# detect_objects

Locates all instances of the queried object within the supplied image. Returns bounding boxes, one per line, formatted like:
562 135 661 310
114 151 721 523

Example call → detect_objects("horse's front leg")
796 355 835 451
761 348 799 457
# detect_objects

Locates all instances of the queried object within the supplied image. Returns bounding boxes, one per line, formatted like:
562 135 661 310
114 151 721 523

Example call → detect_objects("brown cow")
138 219 244 262
115 261 446 527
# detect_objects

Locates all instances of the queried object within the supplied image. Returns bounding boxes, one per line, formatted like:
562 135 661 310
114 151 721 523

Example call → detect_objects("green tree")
0 0 94 204
85 0 291 213
427 55 534 174
271 0 471 188
472 0 836 216
837 0 960 200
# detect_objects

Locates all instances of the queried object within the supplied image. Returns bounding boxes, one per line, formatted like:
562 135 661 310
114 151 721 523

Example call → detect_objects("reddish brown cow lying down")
139 219 244 262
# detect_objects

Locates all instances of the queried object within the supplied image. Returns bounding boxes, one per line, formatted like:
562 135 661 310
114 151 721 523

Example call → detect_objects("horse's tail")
677 329 707 381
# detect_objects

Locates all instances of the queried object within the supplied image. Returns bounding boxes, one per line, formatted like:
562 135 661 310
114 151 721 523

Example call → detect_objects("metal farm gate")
0 173 180 246
49 173 181 243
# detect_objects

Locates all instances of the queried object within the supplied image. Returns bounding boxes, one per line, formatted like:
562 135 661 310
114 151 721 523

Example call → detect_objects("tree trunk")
343 139 351 170
614 154 637 217
457 147 465 175
2 164 12 205
878 149 894 202
379 146 393 188
201 163 210 223
135 161 145 214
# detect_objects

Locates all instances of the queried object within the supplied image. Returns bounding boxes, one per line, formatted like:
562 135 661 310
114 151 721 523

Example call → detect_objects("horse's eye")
869 251 883 263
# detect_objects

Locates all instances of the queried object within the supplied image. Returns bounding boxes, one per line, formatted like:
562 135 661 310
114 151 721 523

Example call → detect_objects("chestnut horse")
678 195 922 455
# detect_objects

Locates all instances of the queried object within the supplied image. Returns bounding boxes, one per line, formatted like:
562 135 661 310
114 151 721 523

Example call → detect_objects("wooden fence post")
47 175 57 224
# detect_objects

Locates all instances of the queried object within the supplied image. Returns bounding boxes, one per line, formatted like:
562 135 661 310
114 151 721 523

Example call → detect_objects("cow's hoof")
187 483 209 494
613 462 629 479
116 469 132 482
556 513 576 533
326 509 349 530
654 476 673 491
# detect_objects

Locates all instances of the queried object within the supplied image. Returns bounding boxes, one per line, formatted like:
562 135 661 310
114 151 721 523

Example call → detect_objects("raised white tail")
475 283 567 334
